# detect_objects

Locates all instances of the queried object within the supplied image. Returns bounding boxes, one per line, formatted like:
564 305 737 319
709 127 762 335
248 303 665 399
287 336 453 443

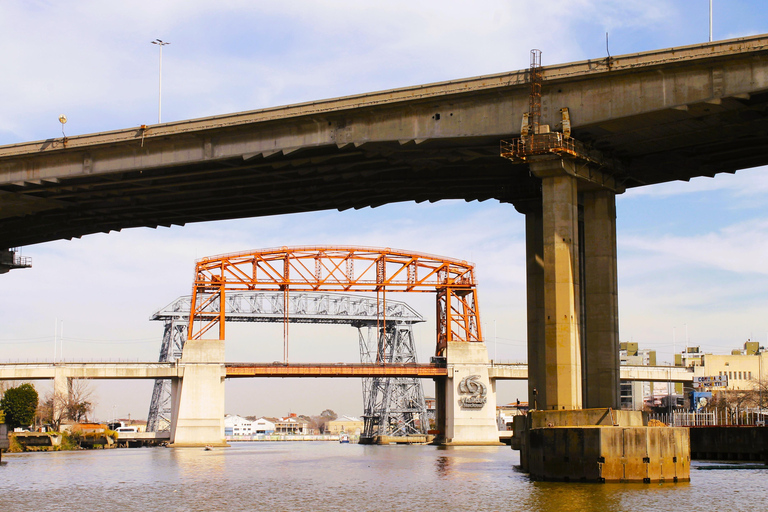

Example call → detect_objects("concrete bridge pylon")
169 338 227 447
435 341 500 445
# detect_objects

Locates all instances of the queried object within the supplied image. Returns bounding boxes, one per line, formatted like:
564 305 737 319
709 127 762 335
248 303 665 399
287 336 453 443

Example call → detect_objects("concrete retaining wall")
527 426 689 482
690 426 768 462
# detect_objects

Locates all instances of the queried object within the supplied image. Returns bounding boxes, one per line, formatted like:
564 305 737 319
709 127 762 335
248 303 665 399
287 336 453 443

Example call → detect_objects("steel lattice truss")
359 324 428 440
146 290 425 432
146 321 186 432
151 291 423 324
189 246 482 357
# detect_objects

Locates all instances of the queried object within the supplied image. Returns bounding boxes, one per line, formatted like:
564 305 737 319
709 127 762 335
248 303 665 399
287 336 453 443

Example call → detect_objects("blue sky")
1 1 767 421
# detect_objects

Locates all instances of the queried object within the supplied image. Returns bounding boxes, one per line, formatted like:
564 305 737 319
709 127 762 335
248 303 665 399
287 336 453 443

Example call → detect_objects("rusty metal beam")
225 362 447 378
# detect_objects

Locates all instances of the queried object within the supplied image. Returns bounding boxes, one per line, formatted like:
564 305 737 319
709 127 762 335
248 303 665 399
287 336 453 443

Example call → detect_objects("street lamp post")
151 39 170 123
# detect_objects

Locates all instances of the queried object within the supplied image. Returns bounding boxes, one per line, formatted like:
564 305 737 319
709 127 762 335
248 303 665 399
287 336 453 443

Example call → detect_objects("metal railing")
651 408 767 427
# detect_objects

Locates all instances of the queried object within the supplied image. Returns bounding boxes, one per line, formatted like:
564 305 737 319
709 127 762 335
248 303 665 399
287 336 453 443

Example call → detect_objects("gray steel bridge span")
148 291 428 436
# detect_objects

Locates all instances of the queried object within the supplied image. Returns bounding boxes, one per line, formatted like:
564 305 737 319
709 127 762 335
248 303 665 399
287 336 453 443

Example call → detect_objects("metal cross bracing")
146 290 426 432
189 246 482 360
146 321 186 432
152 291 424 324
359 323 429 442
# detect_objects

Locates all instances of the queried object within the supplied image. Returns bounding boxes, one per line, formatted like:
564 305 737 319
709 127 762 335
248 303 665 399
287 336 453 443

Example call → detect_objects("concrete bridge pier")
522 157 622 411
434 341 501 445
53 368 70 424
512 157 689 482
169 339 228 447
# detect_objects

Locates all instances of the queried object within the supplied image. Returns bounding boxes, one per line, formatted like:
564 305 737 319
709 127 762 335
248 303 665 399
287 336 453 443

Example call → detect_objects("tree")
310 409 338 434
0 383 39 429
38 379 95 430
749 377 768 409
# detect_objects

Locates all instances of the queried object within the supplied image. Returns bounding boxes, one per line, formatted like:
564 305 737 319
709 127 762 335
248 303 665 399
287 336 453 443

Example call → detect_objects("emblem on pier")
458 374 487 408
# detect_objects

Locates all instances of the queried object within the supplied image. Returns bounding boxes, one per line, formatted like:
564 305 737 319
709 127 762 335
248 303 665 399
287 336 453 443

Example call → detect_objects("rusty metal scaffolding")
501 49 610 168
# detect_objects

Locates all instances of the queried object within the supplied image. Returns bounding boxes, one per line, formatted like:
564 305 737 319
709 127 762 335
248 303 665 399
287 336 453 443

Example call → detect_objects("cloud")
624 166 768 199
0 0 687 143
622 217 768 276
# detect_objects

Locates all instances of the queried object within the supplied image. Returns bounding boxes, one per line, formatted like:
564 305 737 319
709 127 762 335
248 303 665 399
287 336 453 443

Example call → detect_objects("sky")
1 1 768 422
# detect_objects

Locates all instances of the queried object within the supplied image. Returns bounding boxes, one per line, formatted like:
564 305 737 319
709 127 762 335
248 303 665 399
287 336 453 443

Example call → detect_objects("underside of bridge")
2 35 768 249
0 137 538 248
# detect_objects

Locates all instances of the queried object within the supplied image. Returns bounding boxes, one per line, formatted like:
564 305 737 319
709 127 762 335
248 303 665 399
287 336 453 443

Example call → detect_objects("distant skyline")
2 1 767 421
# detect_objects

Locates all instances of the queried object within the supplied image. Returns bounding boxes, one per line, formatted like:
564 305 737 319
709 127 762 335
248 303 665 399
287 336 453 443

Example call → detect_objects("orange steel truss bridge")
189 246 482 360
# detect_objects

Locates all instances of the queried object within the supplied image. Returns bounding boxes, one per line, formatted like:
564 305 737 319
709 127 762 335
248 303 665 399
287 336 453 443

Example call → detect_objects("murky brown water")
1 443 766 511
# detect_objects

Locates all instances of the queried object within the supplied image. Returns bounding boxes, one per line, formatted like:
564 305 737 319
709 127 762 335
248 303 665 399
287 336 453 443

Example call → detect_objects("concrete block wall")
527 426 689 482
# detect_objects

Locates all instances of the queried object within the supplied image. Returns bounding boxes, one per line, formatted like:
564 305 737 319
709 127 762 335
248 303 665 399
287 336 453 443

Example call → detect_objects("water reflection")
435 455 451 477
0 444 764 511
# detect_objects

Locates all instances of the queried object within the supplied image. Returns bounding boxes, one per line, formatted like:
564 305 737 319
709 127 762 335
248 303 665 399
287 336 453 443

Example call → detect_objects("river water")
1 443 766 511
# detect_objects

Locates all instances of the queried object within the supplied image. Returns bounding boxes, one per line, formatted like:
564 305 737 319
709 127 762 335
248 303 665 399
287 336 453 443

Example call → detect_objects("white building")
224 415 254 436
252 417 276 434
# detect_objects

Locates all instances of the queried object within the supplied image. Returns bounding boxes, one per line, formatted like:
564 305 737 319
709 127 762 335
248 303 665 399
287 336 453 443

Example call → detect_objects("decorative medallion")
458 374 487 408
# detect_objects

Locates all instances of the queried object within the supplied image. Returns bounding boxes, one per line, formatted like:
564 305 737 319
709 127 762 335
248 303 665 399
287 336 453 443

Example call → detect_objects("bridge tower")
173 247 497 446
502 50 689 482
358 322 428 443
146 317 186 432
147 289 428 440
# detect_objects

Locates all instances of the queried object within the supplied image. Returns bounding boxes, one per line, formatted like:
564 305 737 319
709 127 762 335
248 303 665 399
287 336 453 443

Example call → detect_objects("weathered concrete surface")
0 361 694 383
527 425 689 482
516 409 690 483
530 160 582 411
582 190 620 409
3 35 768 248
169 339 228 447
690 426 768 462
11 432 63 448
527 408 647 428
437 342 501 445
0 362 180 380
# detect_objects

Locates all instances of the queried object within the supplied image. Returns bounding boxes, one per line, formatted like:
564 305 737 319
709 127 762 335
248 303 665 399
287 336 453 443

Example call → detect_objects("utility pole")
151 39 170 123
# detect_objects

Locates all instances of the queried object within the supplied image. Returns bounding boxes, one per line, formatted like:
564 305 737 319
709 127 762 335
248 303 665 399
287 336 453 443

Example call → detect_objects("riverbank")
5 430 117 452
225 433 356 442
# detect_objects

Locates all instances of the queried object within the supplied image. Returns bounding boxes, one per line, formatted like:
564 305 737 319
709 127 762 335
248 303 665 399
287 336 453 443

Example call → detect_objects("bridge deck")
0 361 693 382
225 362 447 378
2 35 768 248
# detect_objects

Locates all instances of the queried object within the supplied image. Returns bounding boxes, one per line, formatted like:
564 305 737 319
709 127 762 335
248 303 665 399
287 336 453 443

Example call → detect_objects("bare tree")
38 379 96 430
748 377 768 409
706 387 759 412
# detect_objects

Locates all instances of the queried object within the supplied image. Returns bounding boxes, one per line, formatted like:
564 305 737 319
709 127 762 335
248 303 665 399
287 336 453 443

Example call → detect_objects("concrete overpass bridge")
0 361 694 382
1 35 767 249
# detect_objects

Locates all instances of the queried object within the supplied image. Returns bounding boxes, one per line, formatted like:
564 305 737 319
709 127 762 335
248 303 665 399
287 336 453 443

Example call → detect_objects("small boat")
204 445 213 451
339 433 350 444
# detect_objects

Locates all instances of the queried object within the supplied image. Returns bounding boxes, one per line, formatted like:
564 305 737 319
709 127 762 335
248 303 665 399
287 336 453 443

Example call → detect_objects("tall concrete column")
582 189 620 408
170 339 227 447
515 199 546 410
53 369 70 424
530 158 582 410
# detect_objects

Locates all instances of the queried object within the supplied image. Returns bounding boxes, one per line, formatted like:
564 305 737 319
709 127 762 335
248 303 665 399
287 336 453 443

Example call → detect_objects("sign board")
693 375 728 389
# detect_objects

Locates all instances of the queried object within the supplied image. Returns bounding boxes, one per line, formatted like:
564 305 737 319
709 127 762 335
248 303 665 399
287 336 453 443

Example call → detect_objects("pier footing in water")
514 409 690 482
